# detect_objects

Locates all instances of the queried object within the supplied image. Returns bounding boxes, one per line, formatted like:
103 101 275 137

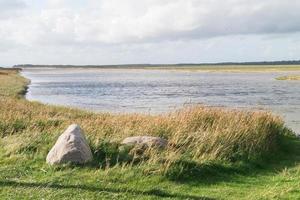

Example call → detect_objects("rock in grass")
121 136 167 149
46 124 93 165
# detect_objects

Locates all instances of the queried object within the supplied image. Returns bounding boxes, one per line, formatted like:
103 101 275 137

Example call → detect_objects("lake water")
22 68 300 135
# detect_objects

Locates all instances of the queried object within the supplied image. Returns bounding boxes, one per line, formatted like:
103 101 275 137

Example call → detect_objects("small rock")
46 124 93 165
121 136 167 148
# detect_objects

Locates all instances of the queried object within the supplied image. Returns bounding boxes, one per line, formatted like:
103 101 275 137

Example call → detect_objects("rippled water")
22 68 300 134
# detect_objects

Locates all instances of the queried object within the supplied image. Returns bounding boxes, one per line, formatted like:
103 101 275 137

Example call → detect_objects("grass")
276 75 300 80
18 64 300 72
141 65 300 72
0 69 300 199
0 69 29 98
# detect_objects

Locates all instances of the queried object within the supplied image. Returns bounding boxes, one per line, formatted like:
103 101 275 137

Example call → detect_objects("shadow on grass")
0 179 215 200
164 135 300 184
45 135 300 187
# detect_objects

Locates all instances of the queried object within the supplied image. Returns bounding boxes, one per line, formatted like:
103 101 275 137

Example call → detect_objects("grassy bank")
0 69 299 199
143 65 300 72
16 64 300 72
276 75 300 80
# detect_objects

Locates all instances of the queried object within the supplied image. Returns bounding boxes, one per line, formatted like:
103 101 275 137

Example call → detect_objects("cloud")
91 0 300 42
0 0 25 11
2 0 300 45
0 0 300 65
0 0 26 19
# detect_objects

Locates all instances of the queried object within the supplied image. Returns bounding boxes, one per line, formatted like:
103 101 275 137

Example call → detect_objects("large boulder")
46 124 93 165
121 136 167 149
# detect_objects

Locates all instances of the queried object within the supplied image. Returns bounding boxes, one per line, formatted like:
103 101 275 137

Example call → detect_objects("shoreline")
21 67 300 135
18 64 300 73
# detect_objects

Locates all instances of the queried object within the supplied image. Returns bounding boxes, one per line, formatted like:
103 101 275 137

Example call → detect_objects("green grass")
276 75 300 80
1 137 300 199
0 69 300 199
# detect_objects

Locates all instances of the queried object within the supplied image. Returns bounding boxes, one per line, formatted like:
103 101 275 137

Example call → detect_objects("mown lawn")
0 69 299 199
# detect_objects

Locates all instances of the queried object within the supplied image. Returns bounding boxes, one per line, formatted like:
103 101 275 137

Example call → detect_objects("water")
22 68 300 134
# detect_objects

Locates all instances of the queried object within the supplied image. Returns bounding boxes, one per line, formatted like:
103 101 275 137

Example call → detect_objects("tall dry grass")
276 75 300 80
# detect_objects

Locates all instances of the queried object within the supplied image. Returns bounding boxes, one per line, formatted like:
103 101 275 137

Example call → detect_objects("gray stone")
46 124 93 165
121 136 167 148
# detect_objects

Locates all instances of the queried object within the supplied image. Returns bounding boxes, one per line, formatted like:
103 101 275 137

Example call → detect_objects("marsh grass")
276 75 300 80
0 69 299 199
141 65 300 72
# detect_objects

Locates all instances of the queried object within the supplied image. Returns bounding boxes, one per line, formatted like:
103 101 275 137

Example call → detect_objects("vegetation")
148 65 300 72
0 69 300 199
276 75 300 80
0 69 29 98
14 64 300 72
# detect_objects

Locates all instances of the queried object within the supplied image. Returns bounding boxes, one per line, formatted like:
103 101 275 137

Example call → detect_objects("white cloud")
0 0 26 19
0 0 300 65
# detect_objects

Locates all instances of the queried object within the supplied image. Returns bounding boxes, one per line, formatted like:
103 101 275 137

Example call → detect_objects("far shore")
14 64 300 73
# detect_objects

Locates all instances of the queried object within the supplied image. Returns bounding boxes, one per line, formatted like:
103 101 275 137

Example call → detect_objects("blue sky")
0 0 300 66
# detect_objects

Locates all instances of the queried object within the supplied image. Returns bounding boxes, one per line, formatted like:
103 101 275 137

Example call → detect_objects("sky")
1 0 300 66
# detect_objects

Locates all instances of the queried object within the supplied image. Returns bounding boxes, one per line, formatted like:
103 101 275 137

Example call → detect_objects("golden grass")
141 65 300 72
0 69 29 98
276 75 300 80
0 69 289 174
